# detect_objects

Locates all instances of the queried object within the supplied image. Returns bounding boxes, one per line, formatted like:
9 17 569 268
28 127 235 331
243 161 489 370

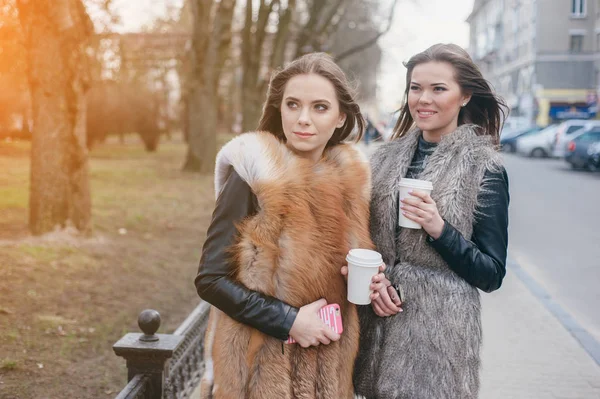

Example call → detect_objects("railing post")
113 309 184 399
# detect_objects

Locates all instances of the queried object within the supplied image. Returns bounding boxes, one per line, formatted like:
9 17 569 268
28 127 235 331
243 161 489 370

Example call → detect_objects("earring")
462 103 467 107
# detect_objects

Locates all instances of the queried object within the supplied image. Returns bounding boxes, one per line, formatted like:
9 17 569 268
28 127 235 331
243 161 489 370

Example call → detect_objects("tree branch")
314 0 346 38
334 0 399 63
270 0 295 68
294 0 327 56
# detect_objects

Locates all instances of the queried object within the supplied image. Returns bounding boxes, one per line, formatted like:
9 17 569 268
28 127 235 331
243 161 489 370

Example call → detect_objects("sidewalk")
479 263 600 398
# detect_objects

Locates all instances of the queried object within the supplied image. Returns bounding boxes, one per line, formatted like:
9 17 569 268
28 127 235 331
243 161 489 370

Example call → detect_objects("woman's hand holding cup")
342 260 403 317
370 264 403 317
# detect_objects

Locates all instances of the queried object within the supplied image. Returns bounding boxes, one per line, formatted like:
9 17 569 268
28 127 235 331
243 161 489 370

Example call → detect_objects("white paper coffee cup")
398 178 433 229
346 249 383 305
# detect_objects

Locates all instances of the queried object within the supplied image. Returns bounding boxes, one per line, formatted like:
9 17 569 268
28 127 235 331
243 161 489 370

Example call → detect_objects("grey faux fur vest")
354 125 503 399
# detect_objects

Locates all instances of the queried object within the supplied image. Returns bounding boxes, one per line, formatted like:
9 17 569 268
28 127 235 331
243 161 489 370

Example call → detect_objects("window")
576 131 600 141
567 125 585 134
572 0 587 17
570 34 584 52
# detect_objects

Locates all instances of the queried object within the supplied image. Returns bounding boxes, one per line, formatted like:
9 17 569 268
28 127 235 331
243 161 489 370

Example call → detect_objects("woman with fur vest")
348 44 510 399
194 53 373 399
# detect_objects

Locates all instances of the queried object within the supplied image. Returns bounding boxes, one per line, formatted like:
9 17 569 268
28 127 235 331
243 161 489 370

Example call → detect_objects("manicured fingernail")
398 308 403 312
408 189 413 193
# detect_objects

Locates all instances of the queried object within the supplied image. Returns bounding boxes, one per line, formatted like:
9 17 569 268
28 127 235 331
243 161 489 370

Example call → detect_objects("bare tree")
0 1 29 137
334 0 399 63
238 0 401 131
17 0 94 235
183 0 236 173
240 0 349 132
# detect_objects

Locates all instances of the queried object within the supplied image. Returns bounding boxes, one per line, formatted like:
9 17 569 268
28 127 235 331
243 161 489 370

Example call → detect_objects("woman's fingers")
388 286 403 307
372 300 387 317
378 287 401 314
371 272 390 284
323 327 340 342
318 335 331 345
402 210 423 224
370 281 387 292
408 190 435 204
400 203 426 216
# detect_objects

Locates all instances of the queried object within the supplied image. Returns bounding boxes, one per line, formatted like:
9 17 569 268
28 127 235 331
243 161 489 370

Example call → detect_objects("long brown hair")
393 43 508 144
257 52 364 146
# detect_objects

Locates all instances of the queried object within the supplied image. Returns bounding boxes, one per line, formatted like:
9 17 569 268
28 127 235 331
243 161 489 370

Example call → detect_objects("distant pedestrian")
348 43 511 399
363 116 381 145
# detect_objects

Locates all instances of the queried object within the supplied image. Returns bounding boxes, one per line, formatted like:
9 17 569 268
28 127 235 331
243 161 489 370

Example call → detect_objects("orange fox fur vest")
199 132 373 399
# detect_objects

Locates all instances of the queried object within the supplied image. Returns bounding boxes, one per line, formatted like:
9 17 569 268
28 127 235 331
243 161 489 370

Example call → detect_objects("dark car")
564 127 600 170
589 146 600 171
500 126 542 153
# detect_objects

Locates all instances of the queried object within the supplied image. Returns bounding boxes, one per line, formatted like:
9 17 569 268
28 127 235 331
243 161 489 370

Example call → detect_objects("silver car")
516 124 558 158
552 120 600 158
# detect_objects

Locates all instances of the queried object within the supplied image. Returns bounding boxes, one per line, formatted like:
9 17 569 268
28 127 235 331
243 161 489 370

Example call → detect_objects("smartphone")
393 284 405 303
285 303 343 344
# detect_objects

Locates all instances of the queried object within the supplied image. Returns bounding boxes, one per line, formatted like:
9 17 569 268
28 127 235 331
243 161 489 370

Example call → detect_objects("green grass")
1 359 18 370
0 187 28 208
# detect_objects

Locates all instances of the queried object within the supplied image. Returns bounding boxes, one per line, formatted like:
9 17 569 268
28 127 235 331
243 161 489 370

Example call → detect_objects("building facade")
468 0 600 126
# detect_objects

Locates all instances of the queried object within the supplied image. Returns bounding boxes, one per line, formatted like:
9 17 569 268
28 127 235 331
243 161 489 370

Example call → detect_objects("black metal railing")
113 302 211 399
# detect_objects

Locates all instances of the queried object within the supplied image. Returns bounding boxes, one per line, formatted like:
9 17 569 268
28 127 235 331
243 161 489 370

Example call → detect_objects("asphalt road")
503 152 600 341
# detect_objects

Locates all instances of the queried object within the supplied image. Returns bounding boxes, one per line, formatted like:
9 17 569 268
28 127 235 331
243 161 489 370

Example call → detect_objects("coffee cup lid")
398 178 433 190
346 249 382 267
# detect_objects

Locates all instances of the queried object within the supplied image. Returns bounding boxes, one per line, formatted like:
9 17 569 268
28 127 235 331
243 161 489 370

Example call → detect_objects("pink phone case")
286 303 343 344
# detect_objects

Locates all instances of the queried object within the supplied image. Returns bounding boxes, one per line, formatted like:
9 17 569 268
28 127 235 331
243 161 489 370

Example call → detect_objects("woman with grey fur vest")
349 44 510 399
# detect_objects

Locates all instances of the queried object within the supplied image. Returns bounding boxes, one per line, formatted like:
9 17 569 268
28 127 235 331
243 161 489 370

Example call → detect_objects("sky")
378 0 474 111
107 0 474 113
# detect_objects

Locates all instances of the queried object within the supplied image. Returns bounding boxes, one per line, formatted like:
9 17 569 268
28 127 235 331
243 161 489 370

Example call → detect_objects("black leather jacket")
426 168 510 293
194 171 298 341
195 167 509 340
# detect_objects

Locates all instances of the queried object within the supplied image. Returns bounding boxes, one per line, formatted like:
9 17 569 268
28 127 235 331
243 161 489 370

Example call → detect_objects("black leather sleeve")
427 168 510 293
194 170 298 341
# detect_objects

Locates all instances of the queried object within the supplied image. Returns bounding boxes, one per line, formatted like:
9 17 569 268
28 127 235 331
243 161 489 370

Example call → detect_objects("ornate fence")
113 302 211 399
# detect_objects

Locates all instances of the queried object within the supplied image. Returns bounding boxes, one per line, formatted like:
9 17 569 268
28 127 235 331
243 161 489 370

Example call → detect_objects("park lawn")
0 135 220 398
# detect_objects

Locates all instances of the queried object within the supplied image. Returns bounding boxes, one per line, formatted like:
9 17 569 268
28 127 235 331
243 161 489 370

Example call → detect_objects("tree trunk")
183 84 218 172
17 0 92 235
240 0 276 133
183 0 235 173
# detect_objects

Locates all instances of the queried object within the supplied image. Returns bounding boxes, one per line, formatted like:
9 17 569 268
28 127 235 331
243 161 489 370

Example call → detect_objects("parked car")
564 126 600 169
515 124 558 158
589 144 600 171
552 119 598 158
500 126 542 153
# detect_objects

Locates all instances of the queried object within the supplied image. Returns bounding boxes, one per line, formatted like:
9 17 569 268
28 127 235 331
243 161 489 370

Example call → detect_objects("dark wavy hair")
257 52 364 146
393 43 508 144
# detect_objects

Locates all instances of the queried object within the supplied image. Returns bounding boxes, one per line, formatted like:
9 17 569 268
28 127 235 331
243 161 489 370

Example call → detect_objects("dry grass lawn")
0 134 221 398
